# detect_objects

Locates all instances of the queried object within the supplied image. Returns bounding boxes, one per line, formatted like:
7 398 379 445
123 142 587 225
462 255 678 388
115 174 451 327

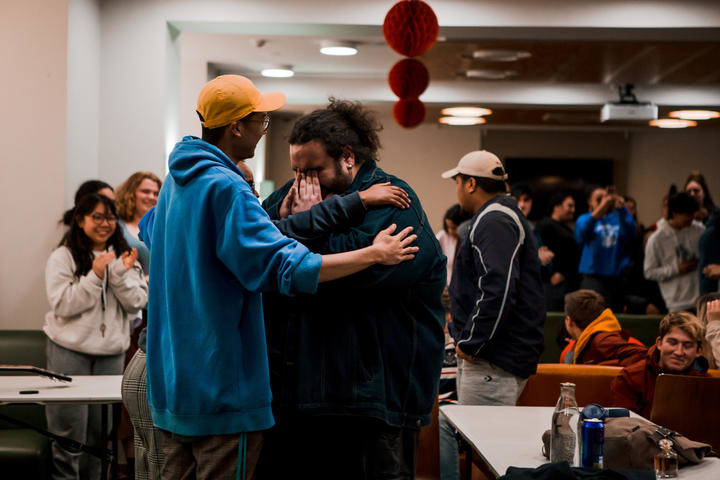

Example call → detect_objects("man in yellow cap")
140 75 418 479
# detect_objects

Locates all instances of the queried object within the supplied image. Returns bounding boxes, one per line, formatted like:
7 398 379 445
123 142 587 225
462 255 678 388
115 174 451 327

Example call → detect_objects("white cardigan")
44 246 148 355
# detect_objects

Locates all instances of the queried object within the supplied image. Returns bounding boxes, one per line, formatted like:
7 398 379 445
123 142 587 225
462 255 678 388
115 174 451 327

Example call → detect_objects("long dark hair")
684 171 715 211
61 180 114 226
58 194 129 277
443 204 471 232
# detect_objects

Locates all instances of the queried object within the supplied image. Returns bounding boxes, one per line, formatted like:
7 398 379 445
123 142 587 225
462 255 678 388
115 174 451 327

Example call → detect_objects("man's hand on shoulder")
370 223 418 265
359 182 410 209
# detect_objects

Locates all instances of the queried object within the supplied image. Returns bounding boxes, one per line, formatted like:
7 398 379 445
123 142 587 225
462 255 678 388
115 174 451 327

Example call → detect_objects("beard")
320 160 354 198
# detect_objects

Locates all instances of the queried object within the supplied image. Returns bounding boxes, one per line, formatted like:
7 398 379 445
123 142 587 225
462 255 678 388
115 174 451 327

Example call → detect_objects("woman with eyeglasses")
44 193 148 480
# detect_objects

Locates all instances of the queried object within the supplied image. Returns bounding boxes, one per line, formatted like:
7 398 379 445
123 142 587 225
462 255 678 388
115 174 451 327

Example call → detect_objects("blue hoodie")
144 136 321 436
575 207 636 277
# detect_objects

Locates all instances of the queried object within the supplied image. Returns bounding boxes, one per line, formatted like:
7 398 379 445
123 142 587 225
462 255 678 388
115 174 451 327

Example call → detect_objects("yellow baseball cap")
196 75 286 129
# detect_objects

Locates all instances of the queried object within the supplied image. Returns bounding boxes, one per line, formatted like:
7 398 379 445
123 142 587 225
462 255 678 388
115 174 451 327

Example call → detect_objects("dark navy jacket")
449 195 545 379
699 208 720 294
262 160 446 429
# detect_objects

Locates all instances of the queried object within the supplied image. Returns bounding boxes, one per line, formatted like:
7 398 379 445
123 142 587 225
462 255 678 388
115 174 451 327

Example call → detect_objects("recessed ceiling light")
462 69 516 80
441 107 492 117
468 49 531 62
649 119 697 128
439 117 486 126
320 41 358 56
668 110 720 120
261 66 294 78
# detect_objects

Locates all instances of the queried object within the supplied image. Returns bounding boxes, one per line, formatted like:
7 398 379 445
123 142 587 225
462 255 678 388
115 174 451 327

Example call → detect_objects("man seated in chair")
561 289 647 365
609 312 708 417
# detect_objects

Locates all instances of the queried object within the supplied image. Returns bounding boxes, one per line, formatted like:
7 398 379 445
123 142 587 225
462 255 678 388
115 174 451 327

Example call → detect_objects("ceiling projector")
600 84 658 123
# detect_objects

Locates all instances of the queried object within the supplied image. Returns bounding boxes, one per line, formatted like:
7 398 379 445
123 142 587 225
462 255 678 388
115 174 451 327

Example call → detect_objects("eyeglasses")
89 213 118 225
244 114 270 130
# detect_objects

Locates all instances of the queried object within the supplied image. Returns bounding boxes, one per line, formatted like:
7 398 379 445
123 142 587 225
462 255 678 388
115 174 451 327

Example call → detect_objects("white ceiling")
173 1 720 126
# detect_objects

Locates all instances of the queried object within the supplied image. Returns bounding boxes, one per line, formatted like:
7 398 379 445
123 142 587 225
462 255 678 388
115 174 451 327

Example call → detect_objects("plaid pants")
122 349 164 479
159 430 263 480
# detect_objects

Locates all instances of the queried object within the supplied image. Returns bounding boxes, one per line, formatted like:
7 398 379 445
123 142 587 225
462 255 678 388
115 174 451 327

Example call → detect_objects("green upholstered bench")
540 312 663 363
0 330 51 479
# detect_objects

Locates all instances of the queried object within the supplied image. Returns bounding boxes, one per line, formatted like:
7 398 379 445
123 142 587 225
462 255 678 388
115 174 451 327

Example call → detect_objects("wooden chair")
650 373 720 452
516 363 622 407
416 396 440 479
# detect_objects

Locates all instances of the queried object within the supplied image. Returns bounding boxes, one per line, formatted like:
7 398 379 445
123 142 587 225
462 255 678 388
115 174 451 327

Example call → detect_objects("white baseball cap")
441 150 508 181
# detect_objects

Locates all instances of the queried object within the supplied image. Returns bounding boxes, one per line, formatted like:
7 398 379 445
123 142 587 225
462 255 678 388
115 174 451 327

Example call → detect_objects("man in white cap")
438 150 545 480
142 75 418 479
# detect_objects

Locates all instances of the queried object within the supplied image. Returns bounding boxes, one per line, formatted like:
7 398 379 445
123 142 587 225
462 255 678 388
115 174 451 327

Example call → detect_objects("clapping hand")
92 252 115 279
121 248 138 270
359 182 410 209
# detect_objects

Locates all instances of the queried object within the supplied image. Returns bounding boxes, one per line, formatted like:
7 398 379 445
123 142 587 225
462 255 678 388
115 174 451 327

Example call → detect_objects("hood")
168 136 243 186
573 308 621 363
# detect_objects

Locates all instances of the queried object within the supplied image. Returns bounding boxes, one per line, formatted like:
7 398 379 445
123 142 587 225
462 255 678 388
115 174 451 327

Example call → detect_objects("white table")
0 375 122 403
0 375 123 479
440 405 720 479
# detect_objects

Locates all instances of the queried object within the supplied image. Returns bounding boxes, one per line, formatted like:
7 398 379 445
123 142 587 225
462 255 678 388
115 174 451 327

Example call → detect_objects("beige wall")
1 1 68 329
627 129 720 226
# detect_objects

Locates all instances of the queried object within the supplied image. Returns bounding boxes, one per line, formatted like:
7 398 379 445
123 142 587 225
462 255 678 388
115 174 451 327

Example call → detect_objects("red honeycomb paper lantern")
388 58 429 98
393 98 426 128
383 0 439 57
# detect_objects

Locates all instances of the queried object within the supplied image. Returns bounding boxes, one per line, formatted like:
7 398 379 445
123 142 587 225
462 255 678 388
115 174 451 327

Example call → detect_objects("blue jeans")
438 358 528 480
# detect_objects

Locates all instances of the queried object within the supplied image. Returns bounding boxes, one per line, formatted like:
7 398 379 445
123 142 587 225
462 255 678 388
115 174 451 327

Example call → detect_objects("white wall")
67 0 101 207
0 0 68 329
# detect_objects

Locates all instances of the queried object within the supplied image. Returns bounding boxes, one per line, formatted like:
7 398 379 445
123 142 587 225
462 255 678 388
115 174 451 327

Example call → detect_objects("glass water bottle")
550 382 580 466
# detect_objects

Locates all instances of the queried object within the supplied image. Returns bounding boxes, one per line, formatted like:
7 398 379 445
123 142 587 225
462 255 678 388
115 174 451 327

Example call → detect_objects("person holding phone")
644 192 705 313
575 185 636 311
